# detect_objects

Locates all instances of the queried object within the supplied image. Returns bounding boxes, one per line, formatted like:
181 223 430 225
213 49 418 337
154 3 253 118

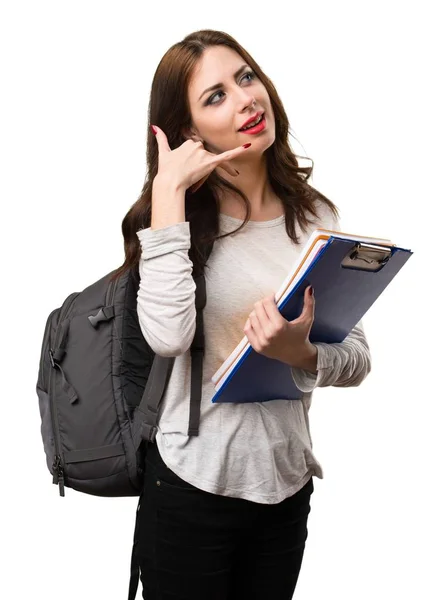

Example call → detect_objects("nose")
239 93 256 112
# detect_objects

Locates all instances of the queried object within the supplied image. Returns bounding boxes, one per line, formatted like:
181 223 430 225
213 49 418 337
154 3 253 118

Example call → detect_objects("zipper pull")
52 455 65 497
58 468 65 497
52 455 59 484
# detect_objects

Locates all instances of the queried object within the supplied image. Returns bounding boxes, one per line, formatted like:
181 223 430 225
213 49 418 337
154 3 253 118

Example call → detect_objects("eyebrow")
198 64 250 102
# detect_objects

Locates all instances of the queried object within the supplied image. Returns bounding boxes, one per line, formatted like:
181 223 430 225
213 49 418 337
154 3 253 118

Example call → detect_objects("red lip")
239 111 264 131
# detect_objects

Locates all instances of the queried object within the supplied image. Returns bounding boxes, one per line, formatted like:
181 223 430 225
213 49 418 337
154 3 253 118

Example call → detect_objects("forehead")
189 46 245 97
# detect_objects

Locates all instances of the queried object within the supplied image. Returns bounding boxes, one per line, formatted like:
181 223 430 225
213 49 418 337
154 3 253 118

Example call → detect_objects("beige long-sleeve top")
136 201 371 504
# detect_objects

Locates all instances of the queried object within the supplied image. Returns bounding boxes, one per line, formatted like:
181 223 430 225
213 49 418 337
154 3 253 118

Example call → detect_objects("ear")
181 126 201 143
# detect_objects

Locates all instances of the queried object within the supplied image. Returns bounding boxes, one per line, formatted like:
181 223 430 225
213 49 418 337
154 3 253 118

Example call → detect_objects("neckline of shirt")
219 212 286 229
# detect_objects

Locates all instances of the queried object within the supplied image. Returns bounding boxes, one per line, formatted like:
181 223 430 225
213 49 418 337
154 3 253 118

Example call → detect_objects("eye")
208 90 225 105
241 71 255 83
207 71 256 105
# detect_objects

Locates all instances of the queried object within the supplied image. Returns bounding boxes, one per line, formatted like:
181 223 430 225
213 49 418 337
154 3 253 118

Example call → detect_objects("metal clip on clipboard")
341 242 393 272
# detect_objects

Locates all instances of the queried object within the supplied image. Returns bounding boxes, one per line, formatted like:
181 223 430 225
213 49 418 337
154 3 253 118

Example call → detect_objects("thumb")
151 125 171 154
291 286 315 325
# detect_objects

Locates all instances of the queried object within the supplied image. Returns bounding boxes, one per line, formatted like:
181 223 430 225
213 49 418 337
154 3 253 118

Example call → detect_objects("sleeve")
136 222 197 357
290 319 372 392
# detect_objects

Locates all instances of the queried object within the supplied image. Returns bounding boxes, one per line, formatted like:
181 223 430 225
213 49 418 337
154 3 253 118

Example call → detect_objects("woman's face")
185 45 276 155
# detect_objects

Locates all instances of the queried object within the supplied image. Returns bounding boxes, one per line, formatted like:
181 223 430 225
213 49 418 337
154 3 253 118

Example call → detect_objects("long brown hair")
110 29 339 282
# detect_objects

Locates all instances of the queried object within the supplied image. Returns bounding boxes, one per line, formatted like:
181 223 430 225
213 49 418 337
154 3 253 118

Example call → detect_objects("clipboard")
211 233 413 404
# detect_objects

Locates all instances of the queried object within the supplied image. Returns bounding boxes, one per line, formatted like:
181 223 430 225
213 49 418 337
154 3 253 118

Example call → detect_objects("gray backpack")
36 262 208 497
35 259 209 598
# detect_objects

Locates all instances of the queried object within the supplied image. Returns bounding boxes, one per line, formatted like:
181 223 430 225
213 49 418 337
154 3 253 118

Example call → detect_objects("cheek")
211 109 236 133
202 111 238 149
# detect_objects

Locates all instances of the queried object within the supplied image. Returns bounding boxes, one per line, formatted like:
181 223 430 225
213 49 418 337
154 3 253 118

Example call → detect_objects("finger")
151 125 171 154
216 162 239 177
191 161 238 193
300 286 315 322
187 136 225 191
243 319 258 351
207 143 251 168
252 300 272 332
247 310 268 346
260 294 284 328
244 314 262 350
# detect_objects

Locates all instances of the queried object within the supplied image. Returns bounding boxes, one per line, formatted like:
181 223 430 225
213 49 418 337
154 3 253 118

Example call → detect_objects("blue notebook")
211 231 413 404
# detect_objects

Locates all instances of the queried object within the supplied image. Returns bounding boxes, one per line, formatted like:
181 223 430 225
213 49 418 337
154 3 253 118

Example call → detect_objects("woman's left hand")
243 285 316 367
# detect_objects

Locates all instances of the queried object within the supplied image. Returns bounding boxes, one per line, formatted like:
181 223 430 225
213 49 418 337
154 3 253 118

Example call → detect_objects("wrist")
153 173 187 195
289 342 318 374
151 175 187 230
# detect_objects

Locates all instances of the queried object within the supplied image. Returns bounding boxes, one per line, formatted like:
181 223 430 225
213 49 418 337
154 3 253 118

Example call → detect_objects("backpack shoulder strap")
188 271 206 436
138 240 214 441
188 240 214 436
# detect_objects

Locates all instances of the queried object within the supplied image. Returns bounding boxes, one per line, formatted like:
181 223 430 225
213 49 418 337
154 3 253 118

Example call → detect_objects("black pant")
135 441 314 600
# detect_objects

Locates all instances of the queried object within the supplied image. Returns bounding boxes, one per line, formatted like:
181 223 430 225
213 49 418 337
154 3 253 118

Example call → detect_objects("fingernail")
243 143 251 149
150 125 157 135
309 286 314 296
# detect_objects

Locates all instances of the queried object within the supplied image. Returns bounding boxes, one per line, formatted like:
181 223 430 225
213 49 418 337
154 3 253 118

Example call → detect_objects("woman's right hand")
151 125 251 193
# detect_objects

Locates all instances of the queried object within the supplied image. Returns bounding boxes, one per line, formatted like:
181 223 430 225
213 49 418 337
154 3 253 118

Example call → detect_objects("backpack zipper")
52 454 65 497
49 349 65 496
106 275 117 306
38 307 60 392
48 292 79 496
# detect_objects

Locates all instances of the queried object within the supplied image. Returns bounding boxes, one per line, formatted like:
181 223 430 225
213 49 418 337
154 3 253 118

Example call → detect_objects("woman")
114 29 371 600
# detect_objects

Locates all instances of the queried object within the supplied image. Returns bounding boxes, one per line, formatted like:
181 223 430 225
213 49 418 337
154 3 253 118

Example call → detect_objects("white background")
1 0 447 598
